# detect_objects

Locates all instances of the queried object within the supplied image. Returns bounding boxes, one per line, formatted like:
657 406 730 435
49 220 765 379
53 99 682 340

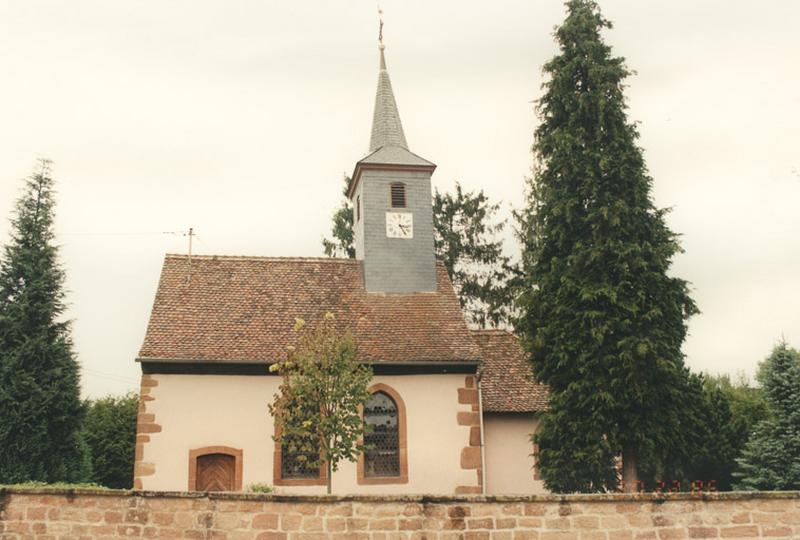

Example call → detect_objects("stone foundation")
0 488 798 539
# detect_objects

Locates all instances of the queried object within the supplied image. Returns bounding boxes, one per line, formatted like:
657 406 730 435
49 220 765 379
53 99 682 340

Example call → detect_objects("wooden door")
196 453 235 491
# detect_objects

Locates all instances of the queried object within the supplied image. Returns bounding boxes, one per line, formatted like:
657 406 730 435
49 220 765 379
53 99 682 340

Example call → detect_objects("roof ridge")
164 254 361 263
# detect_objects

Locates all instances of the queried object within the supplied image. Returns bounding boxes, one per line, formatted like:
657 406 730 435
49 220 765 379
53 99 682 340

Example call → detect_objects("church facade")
134 41 548 495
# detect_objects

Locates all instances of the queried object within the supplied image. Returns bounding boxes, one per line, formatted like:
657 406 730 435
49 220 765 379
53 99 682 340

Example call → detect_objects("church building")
134 38 548 495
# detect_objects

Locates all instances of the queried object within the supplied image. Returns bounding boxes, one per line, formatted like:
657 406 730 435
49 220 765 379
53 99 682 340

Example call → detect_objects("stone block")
495 518 516 529
368 518 398 530
457 411 480 426
252 514 280 530
460 447 482 469
327 518 347 532
657 528 687 539
467 518 494 530
540 532 579 540
458 388 479 405
256 533 287 540
470 426 482 446
572 516 599 529
301 517 324 532
686 527 718 538
761 525 793 537
718 525 758 537
579 532 607 540
398 518 423 531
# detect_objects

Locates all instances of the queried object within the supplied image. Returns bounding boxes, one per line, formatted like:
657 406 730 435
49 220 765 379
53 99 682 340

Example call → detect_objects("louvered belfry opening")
390 183 406 208
363 391 400 477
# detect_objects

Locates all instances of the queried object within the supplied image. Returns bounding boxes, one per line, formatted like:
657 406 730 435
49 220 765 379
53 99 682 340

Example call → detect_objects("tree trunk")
622 446 638 493
327 459 332 495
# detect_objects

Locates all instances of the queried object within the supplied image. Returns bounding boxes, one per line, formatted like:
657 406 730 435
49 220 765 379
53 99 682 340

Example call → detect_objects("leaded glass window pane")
281 440 320 479
363 391 400 477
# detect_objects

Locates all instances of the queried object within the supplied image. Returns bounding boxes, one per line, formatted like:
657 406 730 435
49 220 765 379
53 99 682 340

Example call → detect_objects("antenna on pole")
186 227 194 285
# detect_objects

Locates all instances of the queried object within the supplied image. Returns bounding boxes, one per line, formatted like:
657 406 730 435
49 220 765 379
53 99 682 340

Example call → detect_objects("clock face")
386 212 413 239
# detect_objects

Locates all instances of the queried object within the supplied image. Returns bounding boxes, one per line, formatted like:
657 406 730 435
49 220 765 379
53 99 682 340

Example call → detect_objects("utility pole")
187 227 194 284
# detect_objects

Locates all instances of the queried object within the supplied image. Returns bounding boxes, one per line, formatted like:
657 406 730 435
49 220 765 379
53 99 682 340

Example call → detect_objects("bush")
247 483 273 493
82 393 138 489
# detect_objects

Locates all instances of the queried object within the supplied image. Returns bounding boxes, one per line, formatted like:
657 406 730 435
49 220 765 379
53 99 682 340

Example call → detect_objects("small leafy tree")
82 393 139 488
734 342 800 490
269 314 373 494
516 0 698 492
434 182 518 328
0 159 88 483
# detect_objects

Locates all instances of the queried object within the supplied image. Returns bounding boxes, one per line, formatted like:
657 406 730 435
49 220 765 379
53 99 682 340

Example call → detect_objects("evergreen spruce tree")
516 0 698 492
734 343 800 490
0 159 87 483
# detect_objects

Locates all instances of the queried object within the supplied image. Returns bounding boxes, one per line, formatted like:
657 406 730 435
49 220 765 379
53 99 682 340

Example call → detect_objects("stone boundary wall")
1 488 799 540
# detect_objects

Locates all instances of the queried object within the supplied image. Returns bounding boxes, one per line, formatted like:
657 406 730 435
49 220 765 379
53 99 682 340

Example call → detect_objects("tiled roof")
472 329 550 413
138 255 482 365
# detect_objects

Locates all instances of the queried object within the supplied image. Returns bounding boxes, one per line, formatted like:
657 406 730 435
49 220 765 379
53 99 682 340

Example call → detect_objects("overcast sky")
1 1 798 398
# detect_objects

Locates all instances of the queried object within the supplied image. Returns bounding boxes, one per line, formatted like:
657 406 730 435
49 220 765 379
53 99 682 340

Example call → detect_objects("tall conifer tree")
0 159 87 483
516 0 698 492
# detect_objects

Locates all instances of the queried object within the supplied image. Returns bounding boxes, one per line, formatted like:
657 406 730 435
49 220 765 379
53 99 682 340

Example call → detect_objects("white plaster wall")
141 374 279 492
141 373 474 494
483 413 547 495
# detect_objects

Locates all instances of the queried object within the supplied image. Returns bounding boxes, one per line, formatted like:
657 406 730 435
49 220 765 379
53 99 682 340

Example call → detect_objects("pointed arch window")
358 383 408 484
364 391 399 476
390 183 406 208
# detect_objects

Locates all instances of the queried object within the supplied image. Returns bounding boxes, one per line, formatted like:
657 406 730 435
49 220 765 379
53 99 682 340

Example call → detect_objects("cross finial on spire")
378 6 386 69
378 6 384 45
368 6 408 152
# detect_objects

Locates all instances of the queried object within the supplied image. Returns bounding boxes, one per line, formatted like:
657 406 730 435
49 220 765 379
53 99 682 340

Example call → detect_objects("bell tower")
347 31 437 293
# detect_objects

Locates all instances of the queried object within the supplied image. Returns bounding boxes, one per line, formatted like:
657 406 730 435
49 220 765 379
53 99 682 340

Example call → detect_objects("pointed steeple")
347 15 438 293
369 42 408 152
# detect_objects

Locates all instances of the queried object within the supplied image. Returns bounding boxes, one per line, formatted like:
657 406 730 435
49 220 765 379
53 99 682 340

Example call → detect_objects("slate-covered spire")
369 42 408 152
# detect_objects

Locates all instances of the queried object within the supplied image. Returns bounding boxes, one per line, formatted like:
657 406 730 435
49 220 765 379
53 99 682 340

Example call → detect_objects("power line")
55 230 193 237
